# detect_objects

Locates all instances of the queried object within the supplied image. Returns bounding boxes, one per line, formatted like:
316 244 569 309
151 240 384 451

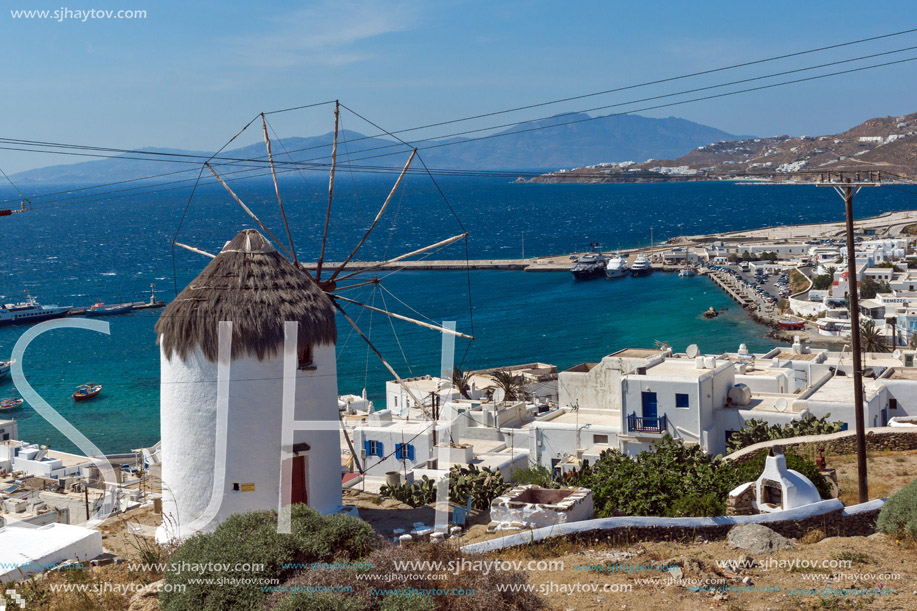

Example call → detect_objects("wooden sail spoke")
205 163 297 262
173 241 216 259
315 101 340 281
328 149 417 282
332 294 473 339
331 300 433 420
334 232 468 283
261 113 298 265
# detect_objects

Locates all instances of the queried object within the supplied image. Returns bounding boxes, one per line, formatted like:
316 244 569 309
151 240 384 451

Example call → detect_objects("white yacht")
605 254 628 278
0 360 10 380
0 294 72 327
630 254 653 277
678 266 697 277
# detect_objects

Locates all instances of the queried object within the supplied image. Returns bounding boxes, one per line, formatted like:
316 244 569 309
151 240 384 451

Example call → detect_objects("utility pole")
817 171 880 503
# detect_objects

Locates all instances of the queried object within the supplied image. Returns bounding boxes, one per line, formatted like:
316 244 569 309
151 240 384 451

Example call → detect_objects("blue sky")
2 0 916 172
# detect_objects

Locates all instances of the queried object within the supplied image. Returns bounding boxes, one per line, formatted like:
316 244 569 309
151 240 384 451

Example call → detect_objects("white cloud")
232 0 423 68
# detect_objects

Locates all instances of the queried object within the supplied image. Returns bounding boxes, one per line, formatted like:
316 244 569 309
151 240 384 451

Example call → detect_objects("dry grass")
832 449 917 505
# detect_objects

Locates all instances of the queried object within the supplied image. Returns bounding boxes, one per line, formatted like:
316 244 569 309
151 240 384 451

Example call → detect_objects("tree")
452 366 473 399
812 274 833 291
490 369 526 401
858 277 889 299
762 251 778 262
741 250 753 261
859 319 890 353
727 253 740 264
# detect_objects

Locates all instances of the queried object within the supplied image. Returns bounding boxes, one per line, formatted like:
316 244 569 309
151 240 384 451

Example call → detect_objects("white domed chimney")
155 229 340 542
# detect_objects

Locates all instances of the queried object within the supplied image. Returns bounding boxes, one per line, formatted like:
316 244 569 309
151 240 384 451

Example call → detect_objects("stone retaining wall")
726 428 917 465
558 508 879 548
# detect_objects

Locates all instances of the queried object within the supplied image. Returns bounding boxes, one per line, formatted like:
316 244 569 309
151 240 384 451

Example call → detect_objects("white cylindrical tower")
155 229 339 543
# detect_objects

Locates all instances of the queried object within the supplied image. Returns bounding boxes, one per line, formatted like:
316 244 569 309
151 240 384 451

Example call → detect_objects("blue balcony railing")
627 412 667 434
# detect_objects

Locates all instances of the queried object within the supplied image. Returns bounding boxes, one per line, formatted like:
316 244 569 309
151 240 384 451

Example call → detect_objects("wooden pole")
842 181 869 504
316 101 340 281
261 113 298 265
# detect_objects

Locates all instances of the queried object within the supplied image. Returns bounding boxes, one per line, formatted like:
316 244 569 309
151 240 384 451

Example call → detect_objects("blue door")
881 408 888 427
641 391 657 420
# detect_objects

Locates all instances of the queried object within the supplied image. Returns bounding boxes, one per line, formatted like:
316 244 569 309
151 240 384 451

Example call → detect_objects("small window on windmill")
298 343 316 371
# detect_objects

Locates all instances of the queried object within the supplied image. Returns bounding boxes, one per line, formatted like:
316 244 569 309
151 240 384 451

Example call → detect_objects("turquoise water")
0 177 912 453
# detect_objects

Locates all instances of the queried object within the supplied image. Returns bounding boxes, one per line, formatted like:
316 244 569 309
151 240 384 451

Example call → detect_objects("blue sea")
0 177 912 453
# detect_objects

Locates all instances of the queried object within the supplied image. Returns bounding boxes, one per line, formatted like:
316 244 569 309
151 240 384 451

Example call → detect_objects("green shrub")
726 415 845 453
564 436 829 518
161 506 375 611
276 591 366 611
670 492 723 517
510 465 559 489
877 477 917 540
380 465 511 511
381 592 437 611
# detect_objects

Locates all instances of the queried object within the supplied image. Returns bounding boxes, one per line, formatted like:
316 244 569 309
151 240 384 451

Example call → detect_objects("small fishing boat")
85 302 133 317
0 398 23 411
0 360 10 380
678 266 698 277
73 383 102 401
777 319 807 330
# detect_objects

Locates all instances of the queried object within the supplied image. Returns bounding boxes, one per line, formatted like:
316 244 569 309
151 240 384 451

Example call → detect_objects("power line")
0 36 915 208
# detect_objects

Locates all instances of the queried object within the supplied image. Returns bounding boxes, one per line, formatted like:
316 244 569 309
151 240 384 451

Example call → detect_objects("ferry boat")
85 302 134 317
571 244 608 280
630 254 653 277
605 254 628 279
0 294 72 327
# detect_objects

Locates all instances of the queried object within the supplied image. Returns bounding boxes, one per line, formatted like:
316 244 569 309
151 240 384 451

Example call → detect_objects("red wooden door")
291 455 307 505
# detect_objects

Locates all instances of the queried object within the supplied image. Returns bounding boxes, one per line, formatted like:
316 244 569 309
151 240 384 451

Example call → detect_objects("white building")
155 229 342 543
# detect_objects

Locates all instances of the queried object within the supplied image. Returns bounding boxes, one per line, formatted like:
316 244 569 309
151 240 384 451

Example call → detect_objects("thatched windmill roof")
156 229 337 362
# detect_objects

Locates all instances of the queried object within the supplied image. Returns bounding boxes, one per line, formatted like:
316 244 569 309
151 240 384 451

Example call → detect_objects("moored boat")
630 254 653 277
0 360 10 380
777 319 807 330
73 383 102 401
605 254 628 279
0 294 72 327
571 244 608 280
85 302 134 317
678 266 697 277
0 397 23 411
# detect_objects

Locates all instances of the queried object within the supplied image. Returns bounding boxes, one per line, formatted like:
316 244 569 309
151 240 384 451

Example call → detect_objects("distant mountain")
10 114 746 183
525 112 917 184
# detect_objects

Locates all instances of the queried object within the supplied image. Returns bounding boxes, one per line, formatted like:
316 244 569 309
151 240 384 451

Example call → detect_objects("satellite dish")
893 349 902 360
686 344 700 358
775 398 789 412
493 388 506 403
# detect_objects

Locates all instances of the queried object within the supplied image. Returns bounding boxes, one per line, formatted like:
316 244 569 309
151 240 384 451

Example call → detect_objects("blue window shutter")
377 442 384 457
363 440 370 455
407 445 415 460
395 443 404 459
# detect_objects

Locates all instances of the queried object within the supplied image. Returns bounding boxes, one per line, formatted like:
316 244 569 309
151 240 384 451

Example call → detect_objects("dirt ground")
503 534 917 611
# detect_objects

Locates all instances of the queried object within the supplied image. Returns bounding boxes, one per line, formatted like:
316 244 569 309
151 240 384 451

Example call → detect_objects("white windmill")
156 103 472 541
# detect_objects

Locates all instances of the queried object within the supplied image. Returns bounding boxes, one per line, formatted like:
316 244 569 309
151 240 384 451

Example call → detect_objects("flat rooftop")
641 358 726 379
887 367 917 380
610 348 666 359
544 410 620 428
806 376 881 403
771 350 821 362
